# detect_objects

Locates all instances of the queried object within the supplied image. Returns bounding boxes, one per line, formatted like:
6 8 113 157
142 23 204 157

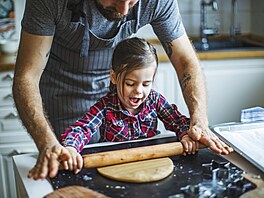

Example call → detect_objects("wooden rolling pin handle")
82 142 206 168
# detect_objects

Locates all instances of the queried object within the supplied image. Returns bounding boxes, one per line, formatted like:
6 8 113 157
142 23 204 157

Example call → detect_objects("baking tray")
212 121 264 173
50 136 255 197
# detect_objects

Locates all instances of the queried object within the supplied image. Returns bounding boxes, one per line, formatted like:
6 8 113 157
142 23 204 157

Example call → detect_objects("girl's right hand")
62 146 83 174
180 134 199 156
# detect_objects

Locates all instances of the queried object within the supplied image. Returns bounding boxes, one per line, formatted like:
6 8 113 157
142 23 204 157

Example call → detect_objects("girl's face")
111 61 157 114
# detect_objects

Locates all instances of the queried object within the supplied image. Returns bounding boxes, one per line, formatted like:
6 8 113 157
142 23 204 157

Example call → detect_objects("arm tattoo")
181 74 191 91
161 41 173 58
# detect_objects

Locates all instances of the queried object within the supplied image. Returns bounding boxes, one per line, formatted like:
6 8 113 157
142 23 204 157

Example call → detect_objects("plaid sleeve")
153 91 190 140
61 99 106 152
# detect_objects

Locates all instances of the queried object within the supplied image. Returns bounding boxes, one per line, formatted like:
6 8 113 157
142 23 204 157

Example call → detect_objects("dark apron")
39 0 140 142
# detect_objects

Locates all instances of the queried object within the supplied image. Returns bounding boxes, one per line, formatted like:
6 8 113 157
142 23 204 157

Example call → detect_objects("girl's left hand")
180 135 199 156
62 146 83 174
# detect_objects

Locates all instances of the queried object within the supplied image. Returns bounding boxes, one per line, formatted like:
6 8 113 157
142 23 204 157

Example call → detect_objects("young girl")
61 37 199 174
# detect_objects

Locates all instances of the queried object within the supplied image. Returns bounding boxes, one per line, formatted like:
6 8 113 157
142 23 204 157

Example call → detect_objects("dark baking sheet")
50 137 254 197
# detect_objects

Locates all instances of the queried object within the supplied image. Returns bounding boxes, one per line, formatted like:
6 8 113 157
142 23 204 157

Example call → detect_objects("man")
13 0 233 179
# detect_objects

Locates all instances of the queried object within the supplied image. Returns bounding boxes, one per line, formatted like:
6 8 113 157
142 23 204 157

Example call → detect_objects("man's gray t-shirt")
21 0 185 140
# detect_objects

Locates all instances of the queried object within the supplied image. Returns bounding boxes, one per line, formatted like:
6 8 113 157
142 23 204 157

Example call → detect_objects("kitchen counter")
151 35 264 61
0 53 17 71
13 136 264 198
1 35 264 72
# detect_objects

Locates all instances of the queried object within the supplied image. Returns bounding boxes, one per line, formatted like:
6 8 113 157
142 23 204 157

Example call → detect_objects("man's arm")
13 31 70 179
161 33 233 154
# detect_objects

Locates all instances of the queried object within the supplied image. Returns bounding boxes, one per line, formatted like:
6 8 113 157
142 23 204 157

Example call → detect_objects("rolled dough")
97 157 174 183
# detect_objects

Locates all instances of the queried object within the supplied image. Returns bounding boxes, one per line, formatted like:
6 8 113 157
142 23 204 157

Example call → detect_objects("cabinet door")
0 144 37 198
153 62 189 132
153 62 177 104
154 63 189 114
0 155 7 198
0 71 13 88
202 58 264 126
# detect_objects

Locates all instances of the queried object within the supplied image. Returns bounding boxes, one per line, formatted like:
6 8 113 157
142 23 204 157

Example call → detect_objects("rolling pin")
83 142 206 168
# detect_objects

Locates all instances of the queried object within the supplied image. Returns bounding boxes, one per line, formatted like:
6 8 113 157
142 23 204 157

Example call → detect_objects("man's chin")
95 1 126 21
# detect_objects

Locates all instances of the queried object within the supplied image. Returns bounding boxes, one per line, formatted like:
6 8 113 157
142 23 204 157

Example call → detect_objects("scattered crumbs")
115 186 126 189
155 183 159 186
252 175 261 179
217 181 224 186
188 170 193 173
83 175 92 181
173 174 177 177
62 173 66 176
168 194 184 198
180 166 183 169
105 185 125 189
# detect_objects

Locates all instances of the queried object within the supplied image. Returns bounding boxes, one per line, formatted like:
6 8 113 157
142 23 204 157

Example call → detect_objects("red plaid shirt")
61 89 190 152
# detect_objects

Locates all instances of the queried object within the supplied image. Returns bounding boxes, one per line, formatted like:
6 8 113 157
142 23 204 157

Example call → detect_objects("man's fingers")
188 125 202 141
39 155 49 179
48 152 60 178
199 135 222 154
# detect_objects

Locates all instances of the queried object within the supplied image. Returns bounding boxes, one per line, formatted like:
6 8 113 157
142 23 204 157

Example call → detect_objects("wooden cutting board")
44 186 109 198
97 157 174 183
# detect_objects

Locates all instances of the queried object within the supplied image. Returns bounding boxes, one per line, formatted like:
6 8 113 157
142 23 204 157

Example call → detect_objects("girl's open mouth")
129 98 141 106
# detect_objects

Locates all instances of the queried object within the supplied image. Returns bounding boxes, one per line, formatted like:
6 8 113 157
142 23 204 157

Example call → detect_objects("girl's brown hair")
110 37 158 93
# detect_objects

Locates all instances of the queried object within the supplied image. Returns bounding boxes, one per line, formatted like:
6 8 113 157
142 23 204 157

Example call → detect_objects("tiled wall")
136 0 264 38
251 0 264 37
13 0 263 39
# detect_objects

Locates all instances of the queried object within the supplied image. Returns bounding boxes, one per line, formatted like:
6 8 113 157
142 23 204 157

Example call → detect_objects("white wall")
14 0 26 40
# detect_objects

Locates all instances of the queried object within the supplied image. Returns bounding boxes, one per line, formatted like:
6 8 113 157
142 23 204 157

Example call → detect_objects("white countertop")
13 153 53 198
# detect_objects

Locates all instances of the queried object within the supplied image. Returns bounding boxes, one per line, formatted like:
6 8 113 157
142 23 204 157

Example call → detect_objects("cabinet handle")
8 149 21 156
4 93 13 100
2 73 14 81
5 112 18 119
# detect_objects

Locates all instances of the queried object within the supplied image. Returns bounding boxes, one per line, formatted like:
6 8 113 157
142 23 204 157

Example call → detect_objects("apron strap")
67 0 89 57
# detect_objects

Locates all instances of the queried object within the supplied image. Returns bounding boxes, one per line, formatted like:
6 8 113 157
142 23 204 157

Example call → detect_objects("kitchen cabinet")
153 62 189 133
0 70 37 198
202 58 264 125
154 58 264 128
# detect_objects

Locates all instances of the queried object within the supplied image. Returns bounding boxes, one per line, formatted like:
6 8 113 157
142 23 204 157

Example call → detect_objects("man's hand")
28 142 71 180
188 123 234 155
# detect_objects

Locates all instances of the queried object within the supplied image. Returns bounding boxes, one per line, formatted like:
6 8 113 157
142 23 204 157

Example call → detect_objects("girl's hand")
180 135 199 156
62 146 83 174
